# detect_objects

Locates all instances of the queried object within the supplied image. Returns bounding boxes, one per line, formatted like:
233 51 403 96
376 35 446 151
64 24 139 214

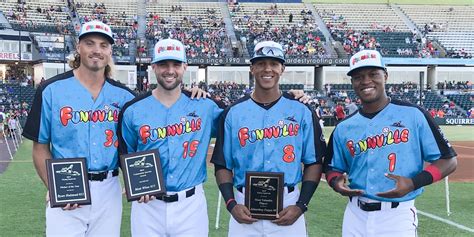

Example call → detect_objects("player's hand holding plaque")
120 149 166 201
46 158 91 208
245 171 284 220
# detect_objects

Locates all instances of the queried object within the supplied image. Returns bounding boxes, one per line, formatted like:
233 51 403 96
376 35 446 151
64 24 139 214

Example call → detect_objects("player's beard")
157 74 182 91
82 53 109 72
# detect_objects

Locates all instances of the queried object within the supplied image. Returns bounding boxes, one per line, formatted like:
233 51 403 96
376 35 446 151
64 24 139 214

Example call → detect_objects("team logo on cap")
85 24 110 32
351 52 378 65
156 45 182 54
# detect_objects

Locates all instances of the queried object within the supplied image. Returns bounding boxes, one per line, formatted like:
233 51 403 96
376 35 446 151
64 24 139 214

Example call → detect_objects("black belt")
350 197 399 212
156 187 196 203
237 186 295 193
88 169 119 181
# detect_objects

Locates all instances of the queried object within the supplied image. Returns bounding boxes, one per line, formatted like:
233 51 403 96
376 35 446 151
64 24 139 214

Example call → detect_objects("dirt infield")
449 141 474 182
206 141 474 182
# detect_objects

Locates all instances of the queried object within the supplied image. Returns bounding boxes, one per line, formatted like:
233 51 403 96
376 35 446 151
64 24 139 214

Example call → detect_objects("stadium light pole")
18 29 21 64
63 33 66 72
419 71 424 106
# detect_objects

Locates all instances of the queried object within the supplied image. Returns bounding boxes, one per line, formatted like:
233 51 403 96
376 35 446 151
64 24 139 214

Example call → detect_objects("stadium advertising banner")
0 52 32 61
0 52 19 60
435 118 474 125
134 57 349 66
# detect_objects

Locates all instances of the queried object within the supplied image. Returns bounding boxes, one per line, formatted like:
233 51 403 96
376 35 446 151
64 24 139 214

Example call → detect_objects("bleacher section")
399 5 474 56
315 3 417 57
280 84 304 91
0 83 35 111
447 94 474 111
1 1 472 59
316 4 410 32
0 0 71 33
146 2 228 59
231 3 328 58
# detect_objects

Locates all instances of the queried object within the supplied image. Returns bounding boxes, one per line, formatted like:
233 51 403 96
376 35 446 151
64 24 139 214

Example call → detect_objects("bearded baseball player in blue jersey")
324 50 457 236
211 41 326 237
117 38 225 236
22 21 135 236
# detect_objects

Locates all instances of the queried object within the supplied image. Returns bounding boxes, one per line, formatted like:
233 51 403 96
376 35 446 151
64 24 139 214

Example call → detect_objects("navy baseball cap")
79 21 114 44
250 41 285 64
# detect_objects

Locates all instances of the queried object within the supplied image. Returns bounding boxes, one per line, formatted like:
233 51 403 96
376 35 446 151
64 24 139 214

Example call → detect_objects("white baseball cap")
79 21 114 44
347 50 385 76
151 39 187 64
250 41 285 64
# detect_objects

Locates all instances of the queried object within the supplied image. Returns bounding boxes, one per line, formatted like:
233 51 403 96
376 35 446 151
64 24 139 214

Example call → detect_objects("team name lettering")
346 129 409 157
60 106 119 126
238 123 299 147
139 118 202 144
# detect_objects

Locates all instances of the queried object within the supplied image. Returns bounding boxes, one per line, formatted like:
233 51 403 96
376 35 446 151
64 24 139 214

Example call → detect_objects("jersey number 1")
387 153 396 172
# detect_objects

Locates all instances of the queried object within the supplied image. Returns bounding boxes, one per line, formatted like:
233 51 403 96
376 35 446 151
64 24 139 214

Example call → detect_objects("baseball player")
22 21 135 236
117 38 225 236
211 41 326 237
324 50 457 236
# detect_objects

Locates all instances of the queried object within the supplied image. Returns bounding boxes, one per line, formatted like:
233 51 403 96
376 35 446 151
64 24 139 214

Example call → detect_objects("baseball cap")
250 41 285 64
347 50 385 76
151 39 187 64
79 21 114 44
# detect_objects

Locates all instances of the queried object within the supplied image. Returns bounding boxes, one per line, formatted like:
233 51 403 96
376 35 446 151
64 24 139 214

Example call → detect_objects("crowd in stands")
0 71 32 130
234 4 327 58
428 100 467 118
76 2 138 58
446 48 472 59
195 81 248 107
5 1 71 33
146 10 228 59
437 80 472 90
2 2 473 60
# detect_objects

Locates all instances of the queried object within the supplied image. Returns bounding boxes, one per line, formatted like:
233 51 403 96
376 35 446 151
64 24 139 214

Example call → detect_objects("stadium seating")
399 5 474 56
231 3 328 58
0 0 71 33
315 3 417 57
447 94 474 111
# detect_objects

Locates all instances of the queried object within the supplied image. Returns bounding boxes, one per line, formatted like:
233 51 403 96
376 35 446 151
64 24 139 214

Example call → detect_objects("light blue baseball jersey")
325 100 457 202
23 71 135 171
117 91 224 192
211 93 326 188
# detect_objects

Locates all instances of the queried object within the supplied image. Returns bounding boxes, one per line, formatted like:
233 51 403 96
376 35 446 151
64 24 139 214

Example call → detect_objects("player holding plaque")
117 39 224 236
46 158 91 208
245 171 284 220
211 41 326 236
22 21 135 236
120 149 166 201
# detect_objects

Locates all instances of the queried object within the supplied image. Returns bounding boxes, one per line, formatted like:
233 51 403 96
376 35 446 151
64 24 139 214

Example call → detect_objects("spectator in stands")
346 100 358 115
429 108 437 118
437 109 445 118
442 101 449 110
334 102 345 123
7 115 17 138
468 107 474 118
449 101 455 110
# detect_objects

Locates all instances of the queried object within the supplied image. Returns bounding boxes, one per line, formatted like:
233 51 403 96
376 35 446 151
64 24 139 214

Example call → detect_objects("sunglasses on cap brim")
255 46 284 58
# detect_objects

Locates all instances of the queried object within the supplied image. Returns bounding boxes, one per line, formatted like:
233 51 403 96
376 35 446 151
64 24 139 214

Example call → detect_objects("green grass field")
0 125 473 236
